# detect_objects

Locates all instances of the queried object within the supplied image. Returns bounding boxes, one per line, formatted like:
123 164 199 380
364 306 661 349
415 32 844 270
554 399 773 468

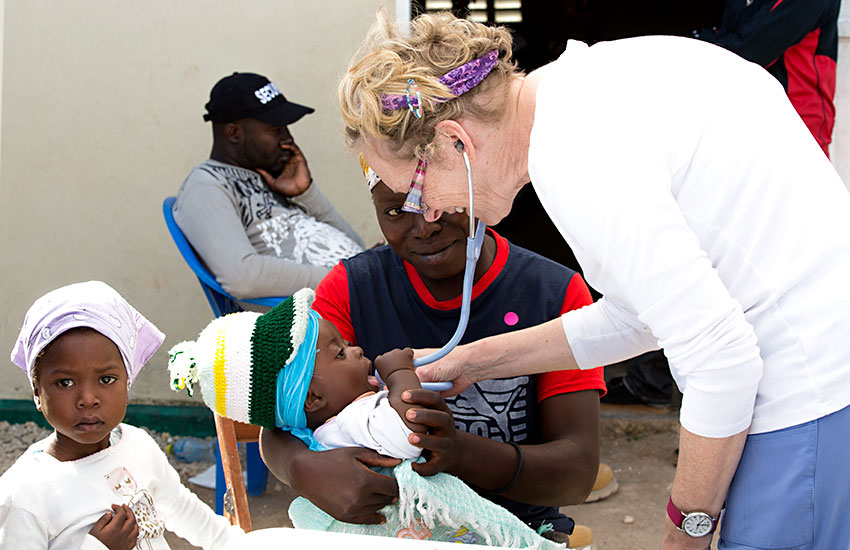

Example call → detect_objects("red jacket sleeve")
313 262 357 345
536 273 607 402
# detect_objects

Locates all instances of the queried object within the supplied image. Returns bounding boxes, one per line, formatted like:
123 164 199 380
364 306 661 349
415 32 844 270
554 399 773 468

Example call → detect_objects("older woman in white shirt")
340 10 850 550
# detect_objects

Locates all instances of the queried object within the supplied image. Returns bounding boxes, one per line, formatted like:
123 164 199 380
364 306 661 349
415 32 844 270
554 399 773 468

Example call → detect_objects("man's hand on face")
257 143 312 197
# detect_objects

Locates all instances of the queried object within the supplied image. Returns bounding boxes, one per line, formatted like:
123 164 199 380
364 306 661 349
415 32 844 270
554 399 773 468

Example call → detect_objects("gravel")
0 421 217 483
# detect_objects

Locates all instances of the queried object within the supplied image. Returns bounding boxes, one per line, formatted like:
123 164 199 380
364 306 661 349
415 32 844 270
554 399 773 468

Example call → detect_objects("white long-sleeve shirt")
0 424 243 549
529 36 850 437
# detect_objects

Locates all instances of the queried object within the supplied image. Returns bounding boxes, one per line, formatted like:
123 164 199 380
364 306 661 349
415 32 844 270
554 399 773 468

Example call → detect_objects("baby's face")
311 319 375 414
33 328 128 460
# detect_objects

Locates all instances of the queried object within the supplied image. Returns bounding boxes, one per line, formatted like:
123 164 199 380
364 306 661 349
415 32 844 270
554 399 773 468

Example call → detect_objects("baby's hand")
374 348 415 383
90 504 139 550
375 348 426 433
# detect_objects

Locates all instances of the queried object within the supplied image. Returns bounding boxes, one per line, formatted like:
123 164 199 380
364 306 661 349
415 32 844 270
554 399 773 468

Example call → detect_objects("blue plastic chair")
162 196 284 315
162 196 283 513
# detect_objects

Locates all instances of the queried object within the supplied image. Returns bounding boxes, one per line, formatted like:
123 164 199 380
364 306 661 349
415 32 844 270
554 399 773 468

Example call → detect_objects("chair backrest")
162 197 285 316
214 414 260 531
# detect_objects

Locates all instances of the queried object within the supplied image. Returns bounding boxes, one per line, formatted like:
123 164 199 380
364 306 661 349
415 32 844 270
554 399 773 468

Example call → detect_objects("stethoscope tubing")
376 149 485 392
413 220 485 391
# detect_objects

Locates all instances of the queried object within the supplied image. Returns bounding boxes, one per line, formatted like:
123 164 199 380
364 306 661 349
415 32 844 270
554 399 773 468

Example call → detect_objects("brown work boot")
567 524 593 549
540 524 593 549
584 463 619 503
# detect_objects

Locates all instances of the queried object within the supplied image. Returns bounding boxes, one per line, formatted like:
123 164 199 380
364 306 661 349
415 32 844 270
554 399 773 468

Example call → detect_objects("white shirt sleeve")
561 295 661 368
530 41 763 437
0 503 51 549
137 429 245 549
80 534 110 550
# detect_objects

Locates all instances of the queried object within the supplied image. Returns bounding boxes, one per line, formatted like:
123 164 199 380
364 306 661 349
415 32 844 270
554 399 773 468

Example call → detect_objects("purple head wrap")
380 50 500 113
11 281 165 386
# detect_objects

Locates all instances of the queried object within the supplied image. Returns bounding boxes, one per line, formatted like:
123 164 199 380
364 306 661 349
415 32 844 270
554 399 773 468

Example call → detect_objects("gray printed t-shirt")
174 159 364 300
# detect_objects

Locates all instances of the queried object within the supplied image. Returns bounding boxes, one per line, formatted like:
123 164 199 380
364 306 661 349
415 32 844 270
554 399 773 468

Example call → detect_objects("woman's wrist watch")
667 497 718 537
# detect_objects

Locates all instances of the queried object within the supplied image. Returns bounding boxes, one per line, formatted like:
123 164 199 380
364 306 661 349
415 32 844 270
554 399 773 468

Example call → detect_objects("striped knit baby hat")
167 288 315 430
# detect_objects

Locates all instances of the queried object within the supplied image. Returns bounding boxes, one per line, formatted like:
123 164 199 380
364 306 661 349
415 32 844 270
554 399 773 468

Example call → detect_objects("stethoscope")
376 141 486 392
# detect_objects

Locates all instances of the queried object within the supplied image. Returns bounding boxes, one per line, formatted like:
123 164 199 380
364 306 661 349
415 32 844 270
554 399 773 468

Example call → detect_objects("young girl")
168 288 562 549
2 280 244 550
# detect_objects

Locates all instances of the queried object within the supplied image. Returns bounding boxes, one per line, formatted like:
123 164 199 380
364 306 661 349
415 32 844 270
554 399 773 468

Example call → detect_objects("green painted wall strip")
0 400 216 437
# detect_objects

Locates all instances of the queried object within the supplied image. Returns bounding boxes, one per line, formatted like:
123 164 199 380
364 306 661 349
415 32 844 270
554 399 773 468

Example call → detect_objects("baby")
167 287 425 458
168 288 562 549
1 281 244 550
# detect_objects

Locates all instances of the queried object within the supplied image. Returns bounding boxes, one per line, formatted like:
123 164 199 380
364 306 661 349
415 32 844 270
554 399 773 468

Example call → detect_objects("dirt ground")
165 405 720 550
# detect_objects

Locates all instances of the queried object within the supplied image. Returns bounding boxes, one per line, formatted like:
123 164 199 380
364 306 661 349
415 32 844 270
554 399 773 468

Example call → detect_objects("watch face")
682 513 714 537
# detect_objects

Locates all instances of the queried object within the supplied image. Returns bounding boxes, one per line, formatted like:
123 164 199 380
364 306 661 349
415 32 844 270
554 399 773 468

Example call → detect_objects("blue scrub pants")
719 403 850 549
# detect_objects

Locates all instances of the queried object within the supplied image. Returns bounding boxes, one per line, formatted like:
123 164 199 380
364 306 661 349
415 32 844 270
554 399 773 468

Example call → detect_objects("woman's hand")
401 389 463 476
417 319 580 396
413 345 479 397
288 446 401 524
89 504 139 550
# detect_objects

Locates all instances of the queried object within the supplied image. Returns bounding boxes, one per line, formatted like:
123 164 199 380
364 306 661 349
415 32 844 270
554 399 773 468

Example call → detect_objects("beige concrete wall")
0 0 389 403
833 2 850 188
0 0 4 187
1 1 848 405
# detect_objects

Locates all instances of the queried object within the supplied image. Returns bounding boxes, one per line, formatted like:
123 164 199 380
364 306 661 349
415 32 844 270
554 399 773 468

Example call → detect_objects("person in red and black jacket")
696 0 840 158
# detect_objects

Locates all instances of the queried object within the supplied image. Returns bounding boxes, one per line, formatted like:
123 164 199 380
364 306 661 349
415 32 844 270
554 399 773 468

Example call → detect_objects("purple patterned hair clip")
381 50 500 115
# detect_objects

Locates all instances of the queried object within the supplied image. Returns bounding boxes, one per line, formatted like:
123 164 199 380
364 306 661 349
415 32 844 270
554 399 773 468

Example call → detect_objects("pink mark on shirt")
504 312 519 326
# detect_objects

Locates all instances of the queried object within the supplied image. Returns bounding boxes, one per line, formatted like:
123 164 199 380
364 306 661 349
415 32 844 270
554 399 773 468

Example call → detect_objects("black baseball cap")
203 72 315 126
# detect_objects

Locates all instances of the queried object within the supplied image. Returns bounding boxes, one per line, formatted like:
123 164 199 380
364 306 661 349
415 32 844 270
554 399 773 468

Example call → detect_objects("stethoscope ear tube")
414 220 486 391
374 221 485 392
414 150 482 390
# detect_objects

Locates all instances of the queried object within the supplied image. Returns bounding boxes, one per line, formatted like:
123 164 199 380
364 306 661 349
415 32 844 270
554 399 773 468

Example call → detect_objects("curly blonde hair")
339 9 520 160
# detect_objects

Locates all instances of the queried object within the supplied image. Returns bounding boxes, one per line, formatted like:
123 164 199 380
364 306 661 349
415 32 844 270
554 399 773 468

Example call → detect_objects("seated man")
174 72 364 300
